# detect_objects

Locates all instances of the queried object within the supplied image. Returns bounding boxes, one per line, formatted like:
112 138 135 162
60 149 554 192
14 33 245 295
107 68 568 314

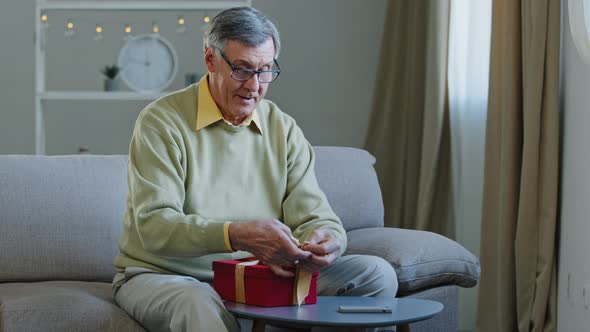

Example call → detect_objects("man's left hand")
297 228 341 272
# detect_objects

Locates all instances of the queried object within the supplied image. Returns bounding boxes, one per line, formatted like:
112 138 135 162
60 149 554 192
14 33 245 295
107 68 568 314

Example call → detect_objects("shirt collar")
195 74 263 135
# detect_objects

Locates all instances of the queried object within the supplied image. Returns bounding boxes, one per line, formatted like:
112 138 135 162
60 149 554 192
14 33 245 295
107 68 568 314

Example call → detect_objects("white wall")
0 0 35 154
0 0 386 155
558 0 590 330
255 0 387 148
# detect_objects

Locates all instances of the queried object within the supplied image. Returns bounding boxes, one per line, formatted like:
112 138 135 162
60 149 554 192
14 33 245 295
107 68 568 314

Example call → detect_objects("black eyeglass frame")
219 50 281 83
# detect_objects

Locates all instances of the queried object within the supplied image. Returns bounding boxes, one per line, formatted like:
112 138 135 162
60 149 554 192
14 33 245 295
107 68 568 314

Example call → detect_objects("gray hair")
203 7 281 57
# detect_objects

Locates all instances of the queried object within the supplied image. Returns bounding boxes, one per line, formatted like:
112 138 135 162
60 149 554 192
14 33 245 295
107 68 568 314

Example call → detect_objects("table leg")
252 319 266 332
397 323 411 332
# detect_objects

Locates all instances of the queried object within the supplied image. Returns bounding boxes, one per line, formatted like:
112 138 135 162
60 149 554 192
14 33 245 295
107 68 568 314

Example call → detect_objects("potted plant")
101 64 120 91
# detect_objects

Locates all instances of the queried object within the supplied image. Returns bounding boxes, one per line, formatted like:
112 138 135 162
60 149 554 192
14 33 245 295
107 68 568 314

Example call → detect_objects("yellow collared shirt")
195 74 263 135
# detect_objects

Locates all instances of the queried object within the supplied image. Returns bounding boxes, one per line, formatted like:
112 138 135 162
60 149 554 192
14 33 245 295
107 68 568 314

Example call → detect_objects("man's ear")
204 48 217 72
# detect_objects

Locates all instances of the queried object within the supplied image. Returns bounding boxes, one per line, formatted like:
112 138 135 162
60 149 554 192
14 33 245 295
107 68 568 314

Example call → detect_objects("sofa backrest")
313 147 384 231
0 147 383 282
0 155 128 283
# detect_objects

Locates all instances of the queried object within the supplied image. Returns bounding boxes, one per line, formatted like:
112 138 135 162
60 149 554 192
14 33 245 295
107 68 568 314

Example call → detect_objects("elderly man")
112 6 397 332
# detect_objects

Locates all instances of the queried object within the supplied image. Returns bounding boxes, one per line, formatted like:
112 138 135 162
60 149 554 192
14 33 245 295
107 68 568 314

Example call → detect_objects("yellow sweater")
114 78 346 281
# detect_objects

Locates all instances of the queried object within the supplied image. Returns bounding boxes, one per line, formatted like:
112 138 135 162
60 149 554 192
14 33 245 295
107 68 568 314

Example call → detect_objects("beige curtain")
365 0 453 237
476 0 560 331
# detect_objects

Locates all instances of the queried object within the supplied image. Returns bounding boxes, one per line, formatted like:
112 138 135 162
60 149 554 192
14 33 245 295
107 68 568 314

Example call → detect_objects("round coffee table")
225 296 444 332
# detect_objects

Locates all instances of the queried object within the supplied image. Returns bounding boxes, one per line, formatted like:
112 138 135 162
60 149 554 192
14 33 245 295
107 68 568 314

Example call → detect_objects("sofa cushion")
0 281 145 332
313 147 384 231
345 227 480 294
0 155 128 282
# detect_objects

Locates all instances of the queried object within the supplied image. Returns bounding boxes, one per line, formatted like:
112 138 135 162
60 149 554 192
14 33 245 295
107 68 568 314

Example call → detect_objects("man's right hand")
228 219 311 277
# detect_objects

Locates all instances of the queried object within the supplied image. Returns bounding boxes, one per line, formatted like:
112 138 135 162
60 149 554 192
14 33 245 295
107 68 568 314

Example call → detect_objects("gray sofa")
0 147 480 332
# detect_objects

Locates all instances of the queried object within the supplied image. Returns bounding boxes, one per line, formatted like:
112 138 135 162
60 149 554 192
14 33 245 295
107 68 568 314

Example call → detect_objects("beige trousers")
114 255 398 332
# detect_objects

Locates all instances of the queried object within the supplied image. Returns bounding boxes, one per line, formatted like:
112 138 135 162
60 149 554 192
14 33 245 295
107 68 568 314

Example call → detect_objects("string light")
64 18 75 37
57 13 218 40
40 12 50 30
200 13 211 32
176 16 187 34
94 24 104 41
123 24 133 40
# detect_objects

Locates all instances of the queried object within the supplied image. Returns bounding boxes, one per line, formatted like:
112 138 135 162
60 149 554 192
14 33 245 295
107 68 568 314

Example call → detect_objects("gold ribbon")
235 259 260 303
293 269 313 305
289 235 313 305
234 259 313 305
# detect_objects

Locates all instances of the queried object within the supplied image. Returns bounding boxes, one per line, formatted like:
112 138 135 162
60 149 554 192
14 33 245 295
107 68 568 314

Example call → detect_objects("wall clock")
568 0 590 66
118 34 178 93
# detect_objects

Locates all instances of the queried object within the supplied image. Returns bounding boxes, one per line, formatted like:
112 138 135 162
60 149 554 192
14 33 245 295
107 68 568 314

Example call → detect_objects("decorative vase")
78 146 90 155
104 78 119 92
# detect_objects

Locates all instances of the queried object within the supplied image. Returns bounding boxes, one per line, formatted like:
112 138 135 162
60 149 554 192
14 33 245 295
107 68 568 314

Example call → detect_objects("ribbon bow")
234 236 314 305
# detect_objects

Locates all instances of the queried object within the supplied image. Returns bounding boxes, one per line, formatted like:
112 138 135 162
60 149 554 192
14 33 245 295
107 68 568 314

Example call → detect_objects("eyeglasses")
219 51 281 83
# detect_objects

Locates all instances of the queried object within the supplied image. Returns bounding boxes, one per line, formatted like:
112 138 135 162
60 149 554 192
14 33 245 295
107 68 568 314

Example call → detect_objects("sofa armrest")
344 227 480 295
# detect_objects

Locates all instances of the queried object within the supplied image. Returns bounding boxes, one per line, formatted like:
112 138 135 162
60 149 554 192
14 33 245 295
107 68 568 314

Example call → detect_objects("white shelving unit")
34 0 251 154
39 91 170 101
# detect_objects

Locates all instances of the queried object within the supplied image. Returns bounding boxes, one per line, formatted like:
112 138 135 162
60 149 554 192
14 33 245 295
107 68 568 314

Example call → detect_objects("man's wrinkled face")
205 38 276 121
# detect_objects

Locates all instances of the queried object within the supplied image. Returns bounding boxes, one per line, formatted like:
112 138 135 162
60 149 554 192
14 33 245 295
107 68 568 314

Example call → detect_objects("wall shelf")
40 91 172 101
34 0 250 154
37 1 250 11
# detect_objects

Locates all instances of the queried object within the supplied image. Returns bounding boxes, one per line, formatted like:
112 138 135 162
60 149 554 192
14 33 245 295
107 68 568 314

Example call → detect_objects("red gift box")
213 258 319 307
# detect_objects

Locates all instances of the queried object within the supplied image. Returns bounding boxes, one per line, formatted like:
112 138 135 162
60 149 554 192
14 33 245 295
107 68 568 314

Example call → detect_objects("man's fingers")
292 247 313 261
275 221 293 234
305 239 339 256
306 228 337 245
268 264 294 278
277 231 312 260
305 229 327 245
297 260 323 272
305 234 320 245
309 252 336 267
297 252 336 272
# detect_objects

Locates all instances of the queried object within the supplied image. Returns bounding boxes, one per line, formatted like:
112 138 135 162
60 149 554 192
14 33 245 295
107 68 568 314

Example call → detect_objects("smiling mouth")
238 95 254 101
